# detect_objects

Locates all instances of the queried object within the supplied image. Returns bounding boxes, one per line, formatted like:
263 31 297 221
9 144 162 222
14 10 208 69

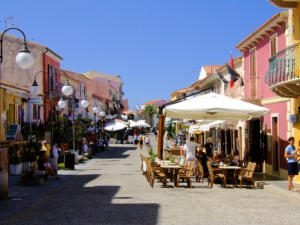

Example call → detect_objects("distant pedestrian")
138 134 143 149
284 137 300 191
145 135 150 150
134 133 138 145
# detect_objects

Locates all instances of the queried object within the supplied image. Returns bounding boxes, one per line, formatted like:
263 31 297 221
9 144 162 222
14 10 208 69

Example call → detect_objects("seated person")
38 151 60 180
212 151 220 162
219 150 227 161
232 150 240 166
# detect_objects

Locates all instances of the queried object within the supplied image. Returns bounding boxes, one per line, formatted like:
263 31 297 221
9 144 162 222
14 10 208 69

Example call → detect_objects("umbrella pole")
157 114 165 159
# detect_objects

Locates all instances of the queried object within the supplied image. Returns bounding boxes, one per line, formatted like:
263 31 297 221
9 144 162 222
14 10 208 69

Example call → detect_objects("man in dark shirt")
204 138 213 158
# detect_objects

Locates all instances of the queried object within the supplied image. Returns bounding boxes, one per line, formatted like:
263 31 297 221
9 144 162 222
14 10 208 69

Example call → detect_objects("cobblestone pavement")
1 142 300 225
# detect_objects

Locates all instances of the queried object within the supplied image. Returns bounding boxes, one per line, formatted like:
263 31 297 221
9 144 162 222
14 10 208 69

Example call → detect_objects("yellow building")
268 0 300 181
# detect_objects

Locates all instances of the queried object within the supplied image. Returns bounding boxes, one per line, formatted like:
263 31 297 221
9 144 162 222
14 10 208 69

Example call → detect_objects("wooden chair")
206 161 226 188
196 160 205 183
238 162 256 189
145 158 167 188
176 161 194 188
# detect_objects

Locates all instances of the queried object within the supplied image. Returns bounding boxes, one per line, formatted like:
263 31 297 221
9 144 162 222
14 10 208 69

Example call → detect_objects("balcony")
265 42 300 97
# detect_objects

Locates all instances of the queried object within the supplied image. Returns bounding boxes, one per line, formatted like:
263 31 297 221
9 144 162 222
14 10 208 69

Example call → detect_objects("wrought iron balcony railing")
265 42 300 87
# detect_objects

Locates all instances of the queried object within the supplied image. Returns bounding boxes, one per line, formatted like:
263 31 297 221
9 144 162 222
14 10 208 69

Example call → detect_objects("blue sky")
1 0 282 109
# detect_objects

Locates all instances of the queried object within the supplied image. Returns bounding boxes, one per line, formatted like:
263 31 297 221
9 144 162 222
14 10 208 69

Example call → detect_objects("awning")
164 92 270 120
104 119 128 131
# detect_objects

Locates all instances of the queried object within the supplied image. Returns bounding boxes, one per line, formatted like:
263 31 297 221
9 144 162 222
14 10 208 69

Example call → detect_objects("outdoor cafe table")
159 163 182 187
218 166 241 187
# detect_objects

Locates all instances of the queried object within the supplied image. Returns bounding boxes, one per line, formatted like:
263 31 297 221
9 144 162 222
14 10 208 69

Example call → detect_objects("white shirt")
83 144 88 153
52 146 60 159
183 142 200 159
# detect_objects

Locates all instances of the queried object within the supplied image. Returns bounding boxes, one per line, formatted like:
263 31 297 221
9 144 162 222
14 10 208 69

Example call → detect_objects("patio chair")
145 158 167 188
176 161 195 188
238 162 256 189
196 160 205 183
206 161 226 188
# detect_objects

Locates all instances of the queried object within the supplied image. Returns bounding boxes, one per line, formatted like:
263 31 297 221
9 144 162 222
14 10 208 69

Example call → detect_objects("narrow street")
1 142 300 225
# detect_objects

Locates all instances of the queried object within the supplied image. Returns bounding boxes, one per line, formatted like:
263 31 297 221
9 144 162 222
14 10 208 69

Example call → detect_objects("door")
248 119 262 171
226 129 231 155
272 117 279 172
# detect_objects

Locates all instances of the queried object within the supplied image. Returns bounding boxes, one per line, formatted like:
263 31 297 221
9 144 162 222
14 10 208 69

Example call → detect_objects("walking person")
284 137 300 191
50 143 60 174
138 134 143 150
204 138 213 158
183 136 201 176
134 133 138 145
145 135 150 150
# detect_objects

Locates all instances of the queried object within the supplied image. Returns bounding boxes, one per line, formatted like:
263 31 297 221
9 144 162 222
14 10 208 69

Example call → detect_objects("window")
48 64 53 92
79 84 81 97
33 104 40 120
83 85 86 97
249 48 257 98
270 35 277 57
55 67 58 94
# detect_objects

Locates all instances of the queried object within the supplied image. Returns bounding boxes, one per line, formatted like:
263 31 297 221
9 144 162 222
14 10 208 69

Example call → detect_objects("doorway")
272 116 279 173
248 119 262 172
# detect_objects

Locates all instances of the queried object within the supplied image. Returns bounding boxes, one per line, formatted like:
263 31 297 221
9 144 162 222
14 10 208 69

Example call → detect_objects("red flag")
230 53 235 88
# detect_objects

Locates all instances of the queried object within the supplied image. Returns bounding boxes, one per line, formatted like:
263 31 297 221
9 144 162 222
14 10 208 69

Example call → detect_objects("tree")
141 104 157 127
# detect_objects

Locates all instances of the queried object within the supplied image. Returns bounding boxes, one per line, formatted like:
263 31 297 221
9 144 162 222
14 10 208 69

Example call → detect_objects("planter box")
9 164 23 175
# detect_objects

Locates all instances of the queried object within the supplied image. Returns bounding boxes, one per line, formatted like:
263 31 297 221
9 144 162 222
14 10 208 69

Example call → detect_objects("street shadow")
1 174 159 225
97 145 137 159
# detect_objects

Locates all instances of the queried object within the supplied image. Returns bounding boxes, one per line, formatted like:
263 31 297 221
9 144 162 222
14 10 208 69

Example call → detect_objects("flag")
216 71 229 84
230 53 235 88
226 63 241 87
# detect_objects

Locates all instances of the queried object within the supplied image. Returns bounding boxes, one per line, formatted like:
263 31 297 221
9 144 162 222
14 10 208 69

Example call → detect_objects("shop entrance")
248 119 262 172
272 116 279 173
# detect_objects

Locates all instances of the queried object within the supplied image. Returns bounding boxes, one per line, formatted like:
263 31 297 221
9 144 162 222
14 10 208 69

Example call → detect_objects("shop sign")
29 96 42 104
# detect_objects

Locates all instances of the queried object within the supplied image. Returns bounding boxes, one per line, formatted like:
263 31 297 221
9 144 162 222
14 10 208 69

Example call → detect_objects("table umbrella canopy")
104 120 128 131
164 92 270 120
189 120 225 133
128 120 137 128
136 120 151 128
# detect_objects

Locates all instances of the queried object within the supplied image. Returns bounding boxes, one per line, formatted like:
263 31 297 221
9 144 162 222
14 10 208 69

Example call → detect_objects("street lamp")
99 110 105 134
93 105 98 142
0 27 34 69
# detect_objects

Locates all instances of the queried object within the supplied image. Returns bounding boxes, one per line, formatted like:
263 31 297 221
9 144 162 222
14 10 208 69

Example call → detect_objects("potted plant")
9 144 22 175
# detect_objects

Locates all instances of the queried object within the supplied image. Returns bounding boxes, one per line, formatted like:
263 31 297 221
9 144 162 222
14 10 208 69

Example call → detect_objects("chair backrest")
248 162 256 177
206 161 214 179
186 161 195 176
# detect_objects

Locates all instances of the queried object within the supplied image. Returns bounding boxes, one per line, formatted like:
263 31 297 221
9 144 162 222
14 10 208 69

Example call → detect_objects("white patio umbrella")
104 120 127 131
136 120 151 128
164 92 270 120
128 120 137 128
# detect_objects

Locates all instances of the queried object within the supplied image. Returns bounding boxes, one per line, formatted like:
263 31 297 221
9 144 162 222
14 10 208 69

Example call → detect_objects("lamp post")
99 110 105 135
29 70 44 139
60 75 89 152
93 105 98 141
0 27 34 201
61 78 74 151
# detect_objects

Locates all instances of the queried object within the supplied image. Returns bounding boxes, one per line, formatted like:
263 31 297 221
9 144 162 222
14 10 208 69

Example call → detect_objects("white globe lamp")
93 106 98 114
15 44 34 69
62 81 73 96
99 111 105 117
80 99 89 108
58 98 67 109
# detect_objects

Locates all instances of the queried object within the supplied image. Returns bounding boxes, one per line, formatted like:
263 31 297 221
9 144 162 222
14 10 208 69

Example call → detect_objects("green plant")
141 104 157 127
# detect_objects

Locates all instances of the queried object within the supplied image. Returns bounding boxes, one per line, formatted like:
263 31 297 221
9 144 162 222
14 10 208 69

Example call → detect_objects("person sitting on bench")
38 151 60 180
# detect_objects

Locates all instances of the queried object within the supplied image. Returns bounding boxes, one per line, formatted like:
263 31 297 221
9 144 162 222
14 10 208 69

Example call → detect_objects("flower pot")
9 164 23 175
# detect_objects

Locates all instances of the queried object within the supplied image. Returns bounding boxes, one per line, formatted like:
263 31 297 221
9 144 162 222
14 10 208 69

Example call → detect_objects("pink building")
236 11 289 176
